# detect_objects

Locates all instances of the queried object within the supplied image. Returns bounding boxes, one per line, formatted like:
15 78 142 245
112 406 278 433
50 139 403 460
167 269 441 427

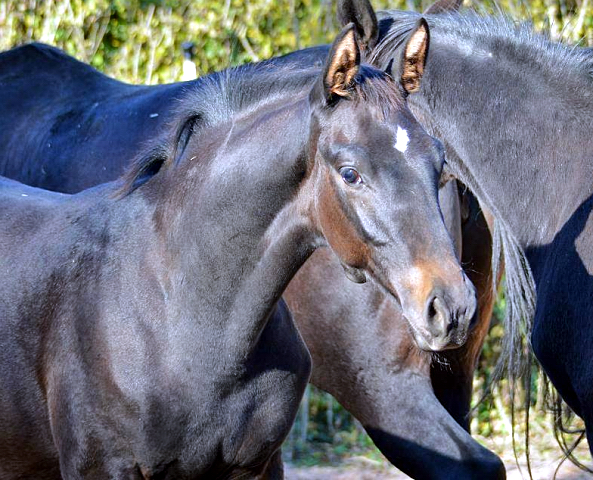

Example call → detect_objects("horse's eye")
340 167 362 186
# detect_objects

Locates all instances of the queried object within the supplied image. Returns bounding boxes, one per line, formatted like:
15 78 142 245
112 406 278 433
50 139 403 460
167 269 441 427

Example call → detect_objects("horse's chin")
340 263 367 284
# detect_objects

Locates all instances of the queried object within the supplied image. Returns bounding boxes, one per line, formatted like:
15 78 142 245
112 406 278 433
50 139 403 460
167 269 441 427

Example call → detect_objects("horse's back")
0 43 124 133
0 175 66 198
0 43 119 189
0 42 121 94
0 43 180 192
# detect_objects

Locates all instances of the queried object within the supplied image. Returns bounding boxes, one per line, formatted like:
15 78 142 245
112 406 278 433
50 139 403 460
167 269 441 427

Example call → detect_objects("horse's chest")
124 316 309 477
43 296 311 478
132 364 306 478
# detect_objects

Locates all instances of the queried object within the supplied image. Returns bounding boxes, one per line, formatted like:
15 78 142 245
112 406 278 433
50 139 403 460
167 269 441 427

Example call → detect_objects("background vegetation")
4 0 593 85
1 0 593 474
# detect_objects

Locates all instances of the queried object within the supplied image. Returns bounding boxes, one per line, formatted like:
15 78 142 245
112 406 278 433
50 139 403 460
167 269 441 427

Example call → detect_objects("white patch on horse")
394 126 409 153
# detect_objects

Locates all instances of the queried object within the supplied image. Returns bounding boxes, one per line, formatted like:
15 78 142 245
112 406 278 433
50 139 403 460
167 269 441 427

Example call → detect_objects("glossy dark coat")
0 25 475 479
0 25 501 480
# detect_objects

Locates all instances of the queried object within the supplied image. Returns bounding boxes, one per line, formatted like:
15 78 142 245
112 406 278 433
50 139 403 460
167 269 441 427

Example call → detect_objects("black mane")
374 10 593 78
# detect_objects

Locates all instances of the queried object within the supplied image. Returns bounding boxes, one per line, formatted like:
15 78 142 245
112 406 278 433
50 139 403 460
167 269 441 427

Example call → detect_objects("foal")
0 24 474 479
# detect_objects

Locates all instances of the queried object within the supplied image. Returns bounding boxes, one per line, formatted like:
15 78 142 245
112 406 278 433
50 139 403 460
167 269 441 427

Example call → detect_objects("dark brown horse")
0 8 502 480
0 23 476 479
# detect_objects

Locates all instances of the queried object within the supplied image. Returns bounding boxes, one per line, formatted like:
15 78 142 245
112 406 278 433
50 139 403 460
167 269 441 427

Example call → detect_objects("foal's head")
307 22 476 351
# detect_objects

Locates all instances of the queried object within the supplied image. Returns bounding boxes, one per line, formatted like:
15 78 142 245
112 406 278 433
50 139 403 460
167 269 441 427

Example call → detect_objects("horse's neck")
415 31 593 250
152 96 318 357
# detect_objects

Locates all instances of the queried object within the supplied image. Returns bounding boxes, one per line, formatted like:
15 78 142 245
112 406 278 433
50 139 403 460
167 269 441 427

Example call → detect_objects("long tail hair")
490 217 535 382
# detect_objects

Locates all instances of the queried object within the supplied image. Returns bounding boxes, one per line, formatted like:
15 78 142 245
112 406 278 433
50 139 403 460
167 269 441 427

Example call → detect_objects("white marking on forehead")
394 125 409 153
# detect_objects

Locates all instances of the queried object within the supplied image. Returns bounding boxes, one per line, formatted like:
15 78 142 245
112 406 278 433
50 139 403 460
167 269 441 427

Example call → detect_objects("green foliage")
0 0 415 84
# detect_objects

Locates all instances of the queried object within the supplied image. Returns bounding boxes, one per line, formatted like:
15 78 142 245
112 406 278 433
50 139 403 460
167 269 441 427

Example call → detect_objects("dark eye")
340 167 362 186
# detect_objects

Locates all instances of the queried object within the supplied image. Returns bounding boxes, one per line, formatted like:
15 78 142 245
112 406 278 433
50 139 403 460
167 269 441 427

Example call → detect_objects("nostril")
426 295 454 335
427 296 438 321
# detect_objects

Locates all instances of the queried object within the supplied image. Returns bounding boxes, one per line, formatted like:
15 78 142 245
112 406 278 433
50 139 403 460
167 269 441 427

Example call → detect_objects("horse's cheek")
317 174 369 268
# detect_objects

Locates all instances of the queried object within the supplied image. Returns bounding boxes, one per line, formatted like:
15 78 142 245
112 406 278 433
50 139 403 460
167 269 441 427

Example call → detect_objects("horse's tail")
549 382 593 476
491 218 593 476
490 216 535 383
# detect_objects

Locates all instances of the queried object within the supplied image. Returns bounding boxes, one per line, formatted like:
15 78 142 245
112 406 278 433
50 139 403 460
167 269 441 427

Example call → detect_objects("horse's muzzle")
414 274 477 351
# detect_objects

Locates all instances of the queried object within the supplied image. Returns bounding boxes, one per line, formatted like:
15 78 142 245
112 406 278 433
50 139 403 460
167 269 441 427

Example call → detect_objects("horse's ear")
424 0 462 15
399 18 429 95
321 23 361 101
337 0 379 52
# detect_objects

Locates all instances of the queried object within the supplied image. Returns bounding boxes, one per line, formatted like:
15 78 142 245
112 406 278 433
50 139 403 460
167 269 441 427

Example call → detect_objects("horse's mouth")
406 321 467 352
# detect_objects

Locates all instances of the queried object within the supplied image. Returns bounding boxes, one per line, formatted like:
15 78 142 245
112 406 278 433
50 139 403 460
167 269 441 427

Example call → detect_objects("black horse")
342 0 593 459
0 5 503 479
0 23 476 479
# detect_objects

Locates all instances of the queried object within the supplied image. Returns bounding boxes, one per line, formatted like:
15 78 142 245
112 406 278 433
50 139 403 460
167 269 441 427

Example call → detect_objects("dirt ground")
285 456 593 479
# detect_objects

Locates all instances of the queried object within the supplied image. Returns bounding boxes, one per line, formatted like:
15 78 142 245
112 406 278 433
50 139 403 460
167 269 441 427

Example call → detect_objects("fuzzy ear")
323 24 361 100
400 18 430 95
424 0 462 15
337 0 379 52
